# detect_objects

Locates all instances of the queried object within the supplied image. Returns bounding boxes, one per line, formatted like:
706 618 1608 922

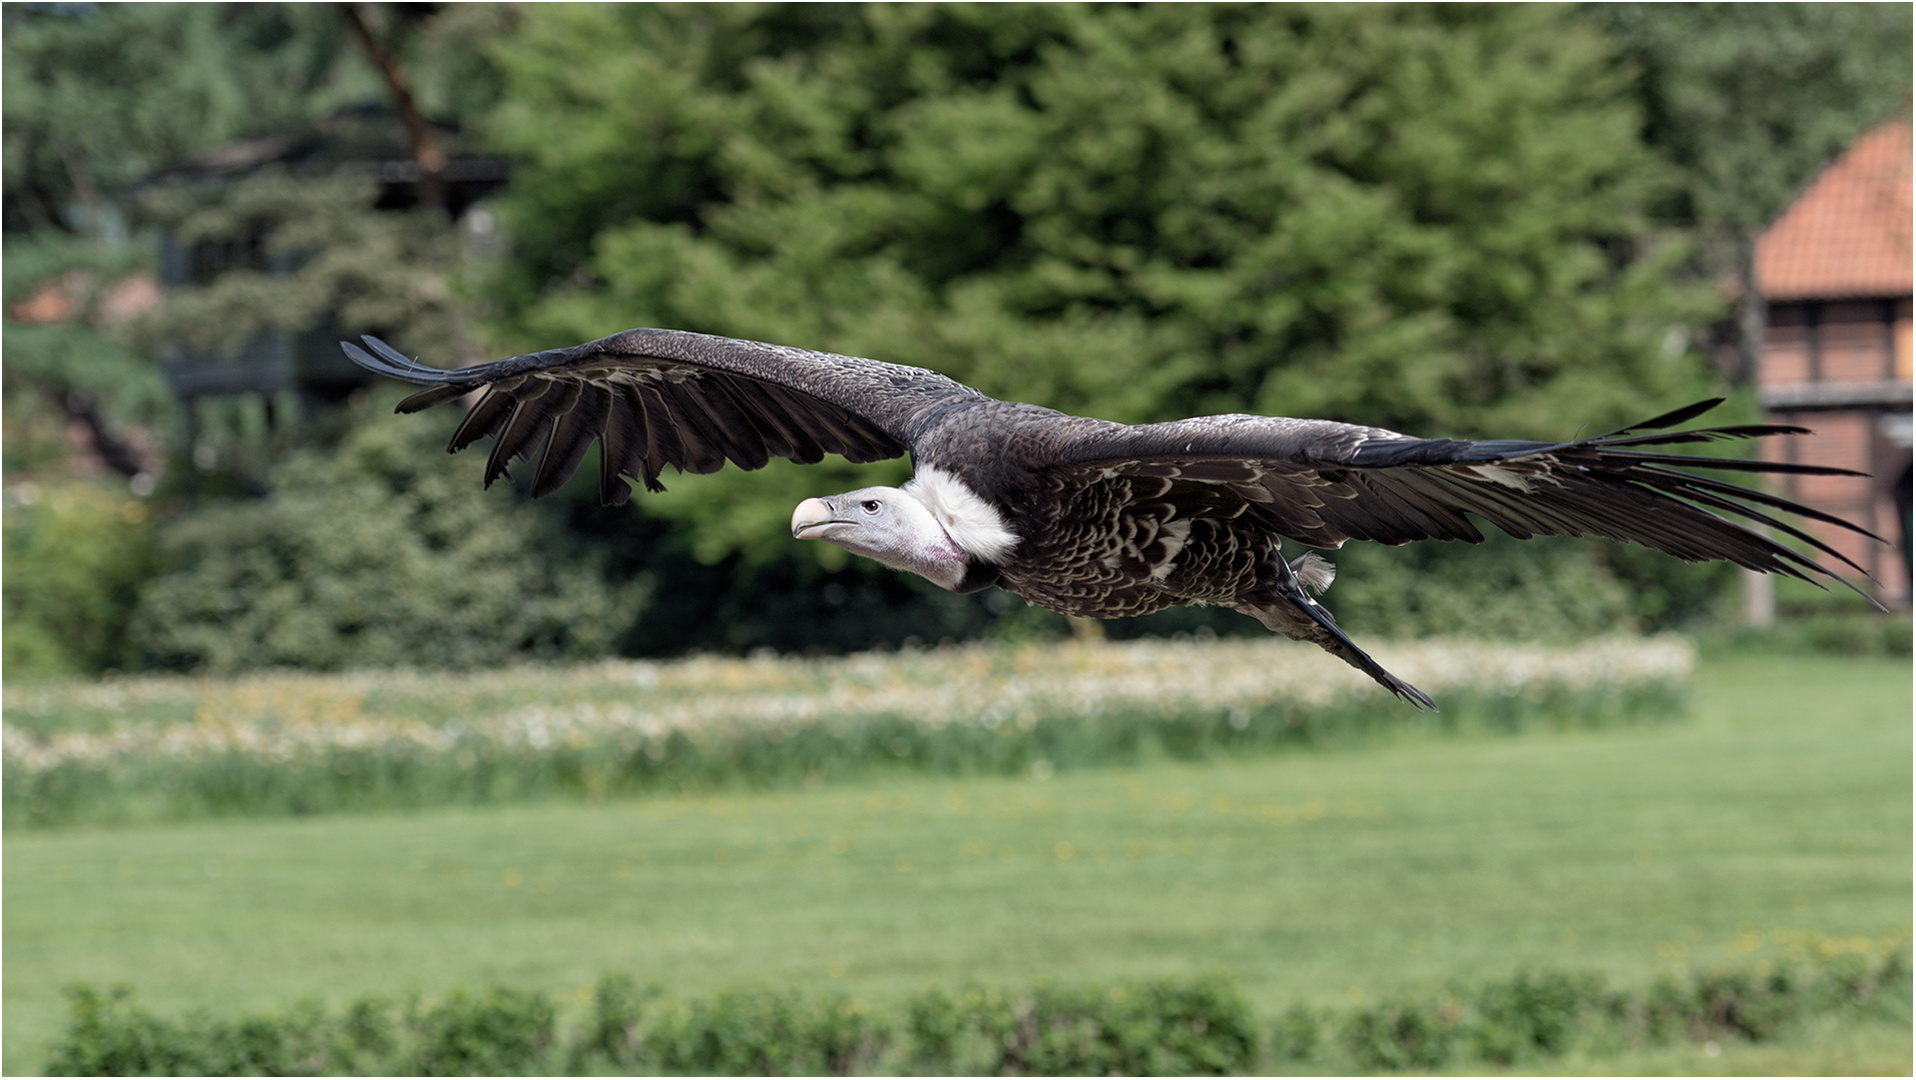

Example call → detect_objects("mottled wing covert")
1048 400 1885 604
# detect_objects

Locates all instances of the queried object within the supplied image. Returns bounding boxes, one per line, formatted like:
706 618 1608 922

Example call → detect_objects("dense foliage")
3 4 520 674
44 952 1909 1075
127 395 639 674
449 2 1737 656
3 4 405 477
485 4 1716 551
1 481 155 675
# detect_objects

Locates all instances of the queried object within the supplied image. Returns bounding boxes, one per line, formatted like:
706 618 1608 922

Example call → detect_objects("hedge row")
43 978 1253 1077
45 952 1908 1075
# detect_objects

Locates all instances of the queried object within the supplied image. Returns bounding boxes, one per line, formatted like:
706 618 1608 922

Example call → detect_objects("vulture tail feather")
1244 550 1437 711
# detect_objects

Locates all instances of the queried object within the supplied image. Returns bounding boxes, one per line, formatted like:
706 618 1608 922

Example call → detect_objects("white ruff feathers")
904 467 1019 563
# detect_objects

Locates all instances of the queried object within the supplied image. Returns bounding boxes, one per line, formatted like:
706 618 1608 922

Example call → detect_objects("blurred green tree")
1597 2 1913 381
3 4 518 675
491 5 1713 441
472 3 1718 645
1 480 156 675
4 3 517 487
4 3 367 477
131 392 642 673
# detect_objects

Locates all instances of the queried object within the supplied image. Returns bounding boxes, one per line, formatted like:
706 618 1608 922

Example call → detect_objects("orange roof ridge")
1756 118 1912 301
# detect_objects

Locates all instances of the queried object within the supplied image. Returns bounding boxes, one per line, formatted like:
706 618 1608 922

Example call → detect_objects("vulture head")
791 485 967 588
792 468 1019 592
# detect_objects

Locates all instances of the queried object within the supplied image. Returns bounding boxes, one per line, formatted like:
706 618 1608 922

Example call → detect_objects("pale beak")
792 497 834 539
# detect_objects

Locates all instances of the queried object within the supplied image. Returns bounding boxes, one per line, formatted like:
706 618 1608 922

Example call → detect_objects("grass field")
4 651 1908 1074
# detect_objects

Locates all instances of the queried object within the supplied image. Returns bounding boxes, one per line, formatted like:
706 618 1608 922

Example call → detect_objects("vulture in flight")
342 330 1883 710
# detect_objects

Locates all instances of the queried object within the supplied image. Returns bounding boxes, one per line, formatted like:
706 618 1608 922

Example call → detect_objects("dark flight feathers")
344 331 921 504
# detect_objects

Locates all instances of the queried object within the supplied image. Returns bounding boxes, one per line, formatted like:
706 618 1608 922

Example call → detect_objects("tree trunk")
1732 225 1777 627
337 3 448 212
61 390 149 481
1732 226 1766 386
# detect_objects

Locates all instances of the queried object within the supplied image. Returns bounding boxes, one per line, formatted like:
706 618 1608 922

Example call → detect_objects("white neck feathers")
904 467 1019 564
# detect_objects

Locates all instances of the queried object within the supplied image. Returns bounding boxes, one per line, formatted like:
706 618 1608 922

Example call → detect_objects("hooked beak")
791 497 836 540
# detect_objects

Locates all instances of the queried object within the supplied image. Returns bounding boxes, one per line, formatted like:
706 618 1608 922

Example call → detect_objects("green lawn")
4 652 1908 1074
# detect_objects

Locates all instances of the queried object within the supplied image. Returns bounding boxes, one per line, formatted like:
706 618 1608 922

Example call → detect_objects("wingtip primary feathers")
1477 401 1891 610
1594 397 1725 438
340 337 479 414
341 336 443 382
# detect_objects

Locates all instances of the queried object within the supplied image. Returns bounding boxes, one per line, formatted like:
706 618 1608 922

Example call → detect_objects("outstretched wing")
342 330 990 504
1049 399 1885 604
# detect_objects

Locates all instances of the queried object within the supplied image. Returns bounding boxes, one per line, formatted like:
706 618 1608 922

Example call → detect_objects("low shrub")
1701 611 1913 658
41 953 1908 1075
43 976 1255 1077
1341 996 1462 1071
2 481 157 678
1269 1002 1325 1062
410 987 556 1076
128 410 642 675
1470 968 1599 1061
43 986 336 1077
635 988 886 1076
899 979 1257 1076
1277 954 1909 1072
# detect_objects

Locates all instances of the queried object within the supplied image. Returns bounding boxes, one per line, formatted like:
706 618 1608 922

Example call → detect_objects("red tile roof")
1756 118 1911 301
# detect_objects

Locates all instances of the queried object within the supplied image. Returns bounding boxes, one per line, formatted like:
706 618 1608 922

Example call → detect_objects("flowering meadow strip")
3 637 1694 827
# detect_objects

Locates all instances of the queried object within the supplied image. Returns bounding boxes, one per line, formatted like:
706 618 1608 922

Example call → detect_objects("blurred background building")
1750 118 1912 609
148 105 509 432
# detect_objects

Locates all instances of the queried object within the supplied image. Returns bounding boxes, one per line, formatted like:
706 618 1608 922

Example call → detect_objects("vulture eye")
861 499 882 513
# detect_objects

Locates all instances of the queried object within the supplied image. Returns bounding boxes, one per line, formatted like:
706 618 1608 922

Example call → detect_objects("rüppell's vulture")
342 331 1885 710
